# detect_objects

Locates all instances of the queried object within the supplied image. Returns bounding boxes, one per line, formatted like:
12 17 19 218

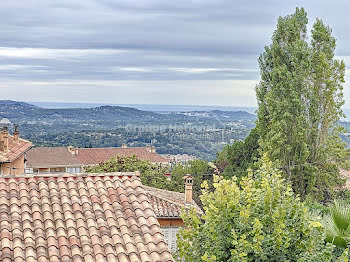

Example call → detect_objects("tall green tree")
255 8 347 199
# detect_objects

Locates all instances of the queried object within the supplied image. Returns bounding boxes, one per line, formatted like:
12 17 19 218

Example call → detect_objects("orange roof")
75 147 169 165
144 186 203 218
0 135 32 163
0 172 173 262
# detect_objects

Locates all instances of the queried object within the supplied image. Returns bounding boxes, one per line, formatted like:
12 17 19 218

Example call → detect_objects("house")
26 147 84 174
0 171 174 262
337 169 350 190
162 154 196 166
0 120 32 176
26 145 170 174
74 146 170 167
145 175 202 253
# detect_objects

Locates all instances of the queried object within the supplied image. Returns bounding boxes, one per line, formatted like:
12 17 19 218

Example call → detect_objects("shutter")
161 227 180 253
170 227 179 252
162 228 170 245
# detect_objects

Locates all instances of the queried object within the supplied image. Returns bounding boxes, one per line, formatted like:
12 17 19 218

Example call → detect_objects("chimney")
151 146 156 153
121 144 127 148
146 146 152 153
183 175 193 204
0 126 9 152
13 124 19 142
68 146 78 155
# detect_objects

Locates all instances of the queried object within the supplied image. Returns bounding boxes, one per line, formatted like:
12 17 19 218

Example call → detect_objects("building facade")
0 123 32 176
26 145 170 173
26 147 84 174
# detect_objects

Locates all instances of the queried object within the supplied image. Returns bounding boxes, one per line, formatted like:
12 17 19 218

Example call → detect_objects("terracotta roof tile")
144 186 203 218
0 172 173 262
0 135 32 163
75 147 169 165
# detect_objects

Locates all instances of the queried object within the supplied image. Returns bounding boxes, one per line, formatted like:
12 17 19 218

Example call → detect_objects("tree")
255 8 347 199
176 156 337 261
86 155 174 189
215 128 260 178
171 159 215 208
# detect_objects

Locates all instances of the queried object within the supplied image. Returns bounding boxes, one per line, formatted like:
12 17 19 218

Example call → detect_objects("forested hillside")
0 100 255 159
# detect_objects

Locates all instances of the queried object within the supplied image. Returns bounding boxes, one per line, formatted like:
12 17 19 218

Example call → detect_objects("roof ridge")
78 146 147 149
143 185 185 196
144 185 203 215
0 171 140 179
8 134 32 144
144 186 187 208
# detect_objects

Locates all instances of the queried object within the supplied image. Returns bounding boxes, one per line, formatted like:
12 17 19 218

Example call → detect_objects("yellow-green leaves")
176 156 336 261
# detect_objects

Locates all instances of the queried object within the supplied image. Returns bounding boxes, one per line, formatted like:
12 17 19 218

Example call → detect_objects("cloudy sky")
1 0 350 107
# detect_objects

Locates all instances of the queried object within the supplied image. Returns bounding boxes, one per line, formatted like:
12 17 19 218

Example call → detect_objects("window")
161 227 179 253
25 168 33 174
67 167 82 174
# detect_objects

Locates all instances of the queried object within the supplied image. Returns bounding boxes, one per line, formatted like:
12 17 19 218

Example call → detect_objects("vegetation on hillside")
215 127 260 178
1 100 255 160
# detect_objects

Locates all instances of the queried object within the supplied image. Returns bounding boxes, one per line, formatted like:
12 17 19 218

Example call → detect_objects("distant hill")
0 100 170 126
0 100 257 160
0 100 256 128
28 101 258 113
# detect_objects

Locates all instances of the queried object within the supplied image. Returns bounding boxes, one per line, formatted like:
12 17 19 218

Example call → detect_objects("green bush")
176 156 338 261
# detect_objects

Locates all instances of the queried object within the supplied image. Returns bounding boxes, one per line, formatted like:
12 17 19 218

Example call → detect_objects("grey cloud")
0 0 349 106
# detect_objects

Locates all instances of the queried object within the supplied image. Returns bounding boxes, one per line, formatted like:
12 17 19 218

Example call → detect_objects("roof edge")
0 171 139 179
27 164 84 168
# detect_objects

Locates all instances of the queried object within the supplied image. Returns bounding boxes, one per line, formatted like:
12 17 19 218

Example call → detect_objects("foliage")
323 201 350 248
2 100 255 160
255 8 347 199
215 128 260 178
170 159 215 208
86 155 214 207
176 155 337 262
305 196 330 217
86 155 175 189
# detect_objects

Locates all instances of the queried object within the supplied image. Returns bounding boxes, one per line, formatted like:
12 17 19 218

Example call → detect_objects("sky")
1 0 350 107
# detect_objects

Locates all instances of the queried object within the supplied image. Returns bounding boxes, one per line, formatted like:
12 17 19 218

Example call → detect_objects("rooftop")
0 135 32 163
26 147 83 168
0 172 173 262
144 186 203 218
75 147 169 165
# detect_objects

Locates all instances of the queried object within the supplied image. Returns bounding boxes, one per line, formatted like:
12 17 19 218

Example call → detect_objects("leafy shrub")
176 156 336 261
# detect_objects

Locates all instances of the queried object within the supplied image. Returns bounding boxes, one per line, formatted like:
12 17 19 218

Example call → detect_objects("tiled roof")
144 186 203 218
0 172 174 262
75 148 169 165
26 147 83 168
0 135 32 163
